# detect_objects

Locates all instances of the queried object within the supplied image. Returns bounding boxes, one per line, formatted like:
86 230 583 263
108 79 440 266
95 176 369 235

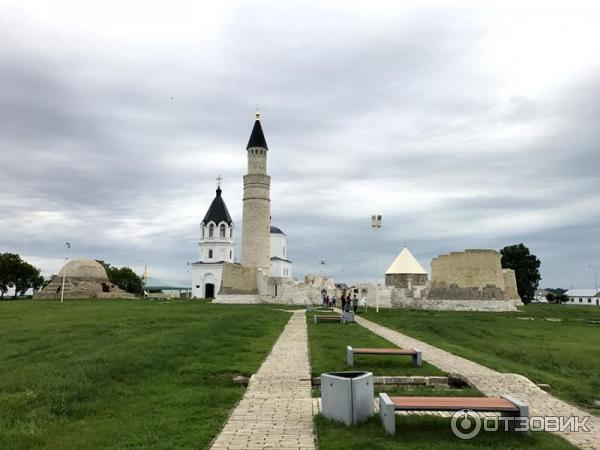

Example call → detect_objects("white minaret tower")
241 111 271 269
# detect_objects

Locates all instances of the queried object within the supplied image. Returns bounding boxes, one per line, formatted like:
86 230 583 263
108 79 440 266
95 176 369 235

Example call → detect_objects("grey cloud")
0 3 599 288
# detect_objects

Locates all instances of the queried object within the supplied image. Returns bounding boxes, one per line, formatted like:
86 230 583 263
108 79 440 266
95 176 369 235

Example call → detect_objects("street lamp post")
319 258 326 277
371 214 382 313
588 265 598 295
187 261 192 299
60 242 70 304
142 265 148 298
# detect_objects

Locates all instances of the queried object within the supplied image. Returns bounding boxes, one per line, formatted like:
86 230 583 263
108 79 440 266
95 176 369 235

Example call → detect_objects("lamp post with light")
60 242 70 304
187 260 192 299
371 214 382 312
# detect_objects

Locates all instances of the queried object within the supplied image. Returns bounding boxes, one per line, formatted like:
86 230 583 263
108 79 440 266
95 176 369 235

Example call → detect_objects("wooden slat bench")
379 393 529 435
346 346 422 367
314 315 341 324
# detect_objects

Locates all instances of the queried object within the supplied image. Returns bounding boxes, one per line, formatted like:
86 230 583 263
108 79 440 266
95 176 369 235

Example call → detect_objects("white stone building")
384 245 429 289
565 289 600 307
533 289 550 303
270 225 292 278
191 186 234 298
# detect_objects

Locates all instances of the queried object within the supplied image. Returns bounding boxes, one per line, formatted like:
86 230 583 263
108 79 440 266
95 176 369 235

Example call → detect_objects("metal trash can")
342 311 355 323
321 371 374 425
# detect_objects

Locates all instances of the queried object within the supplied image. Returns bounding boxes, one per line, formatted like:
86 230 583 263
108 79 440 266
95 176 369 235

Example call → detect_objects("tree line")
500 243 541 304
0 253 44 298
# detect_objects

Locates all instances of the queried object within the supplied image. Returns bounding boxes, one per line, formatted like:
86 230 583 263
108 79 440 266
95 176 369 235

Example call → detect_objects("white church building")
191 186 293 298
191 185 235 299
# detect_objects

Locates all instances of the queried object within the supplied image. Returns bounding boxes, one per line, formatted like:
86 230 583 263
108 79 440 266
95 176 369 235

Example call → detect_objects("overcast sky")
1 0 599 288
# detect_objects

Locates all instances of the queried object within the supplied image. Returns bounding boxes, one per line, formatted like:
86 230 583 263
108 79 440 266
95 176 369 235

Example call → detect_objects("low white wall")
213 295 264 304
391 298 521 311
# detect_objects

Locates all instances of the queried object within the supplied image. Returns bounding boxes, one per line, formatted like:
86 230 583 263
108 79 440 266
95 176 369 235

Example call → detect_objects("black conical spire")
246 112 268 150
202 187 233 225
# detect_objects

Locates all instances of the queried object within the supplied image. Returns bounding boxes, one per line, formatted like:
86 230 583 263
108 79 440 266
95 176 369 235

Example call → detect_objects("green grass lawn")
0 299 292 449
361 304 600 413
309 310 578 449
314 413 577 450
307 312 444 377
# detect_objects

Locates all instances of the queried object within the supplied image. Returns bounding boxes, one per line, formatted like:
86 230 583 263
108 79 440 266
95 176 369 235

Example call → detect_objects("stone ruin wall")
431 249 505 289
218 263 258 295
214 250 523 309
429 249 508 300
215 272 347 305
385 273 428 289
502 269 520 300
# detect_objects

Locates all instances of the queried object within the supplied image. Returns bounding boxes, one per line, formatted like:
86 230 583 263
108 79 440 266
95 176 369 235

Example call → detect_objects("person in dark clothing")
341 294 346 310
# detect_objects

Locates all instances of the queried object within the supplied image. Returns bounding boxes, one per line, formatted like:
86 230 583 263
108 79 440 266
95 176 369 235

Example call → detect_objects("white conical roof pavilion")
385 246 427 275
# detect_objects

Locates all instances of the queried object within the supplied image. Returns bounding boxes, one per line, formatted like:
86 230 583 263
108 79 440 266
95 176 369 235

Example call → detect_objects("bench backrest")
389 396 519 412
352 348 416 355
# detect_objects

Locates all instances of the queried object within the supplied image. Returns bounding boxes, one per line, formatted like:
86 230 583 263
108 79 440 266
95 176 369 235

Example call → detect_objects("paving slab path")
210 310 315 450
353 313 600 450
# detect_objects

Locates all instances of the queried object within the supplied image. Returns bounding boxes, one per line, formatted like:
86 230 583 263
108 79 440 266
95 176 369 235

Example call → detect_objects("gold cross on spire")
216 175 223 188
255 104 261 120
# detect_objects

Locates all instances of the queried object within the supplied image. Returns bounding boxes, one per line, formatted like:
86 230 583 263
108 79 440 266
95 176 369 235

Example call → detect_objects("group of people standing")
321 292 359 313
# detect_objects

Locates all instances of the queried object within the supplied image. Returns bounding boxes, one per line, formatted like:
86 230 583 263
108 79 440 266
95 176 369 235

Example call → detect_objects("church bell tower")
241 111 271 269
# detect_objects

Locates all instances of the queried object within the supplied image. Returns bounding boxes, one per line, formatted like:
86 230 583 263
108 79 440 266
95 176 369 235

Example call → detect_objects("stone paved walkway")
210 310 315 450
353 313 600 450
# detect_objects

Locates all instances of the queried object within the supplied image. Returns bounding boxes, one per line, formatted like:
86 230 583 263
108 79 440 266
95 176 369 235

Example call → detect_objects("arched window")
220 224 226 238
229 250 232 259
209 225 214 237
208 249 213 259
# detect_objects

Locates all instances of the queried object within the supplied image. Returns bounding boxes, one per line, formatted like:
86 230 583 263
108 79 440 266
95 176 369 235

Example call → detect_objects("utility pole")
187 261 192 299
371 214 382 313
60 242 70 303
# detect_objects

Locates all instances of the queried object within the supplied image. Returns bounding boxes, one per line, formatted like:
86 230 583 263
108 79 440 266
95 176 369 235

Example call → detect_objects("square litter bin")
321 371 374 425
342 311 355 323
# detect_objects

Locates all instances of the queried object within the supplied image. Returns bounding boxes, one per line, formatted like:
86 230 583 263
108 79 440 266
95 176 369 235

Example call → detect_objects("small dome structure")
34 258 134 300
57 259 109 279
270 225 285 235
